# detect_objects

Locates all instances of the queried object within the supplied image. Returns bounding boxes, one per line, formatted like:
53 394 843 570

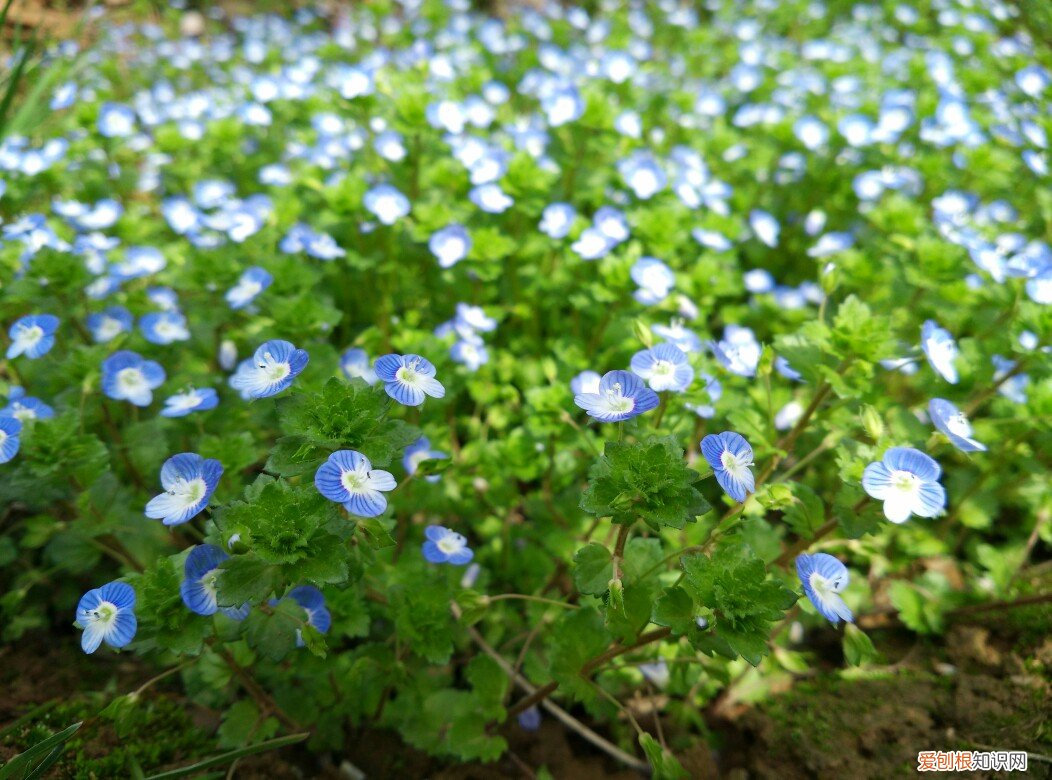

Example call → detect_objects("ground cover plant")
1 0 1050 776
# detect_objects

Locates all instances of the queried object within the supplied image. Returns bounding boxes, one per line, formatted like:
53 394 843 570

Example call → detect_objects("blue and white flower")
796 553 854 625
140 311 190 345
574 369 659 422
422 525 474 565
929 398 986 452
101 350 166 406
145 453 223 526
97 103 136 137
6 314 59 359
229 340 309 399
749 209 780 247
1 391 54 422
75 581 137 654
631 257 675 304
651 320 701 353
539 203 576 239
340 348 377 385
429 225 471 268
161 388 218 418
862 447 946 524
921 320 959 384
364 184 410 225
180 544 249 619
403 436 448 483
315 450 396 517
570 370 602 396
630 343 694 392
285 586 331 646
374 354 445 406
87 306 133 343
226 267 273 310
701 431 755 503
0 417 22 464
450 336 489 372
710 325 762 377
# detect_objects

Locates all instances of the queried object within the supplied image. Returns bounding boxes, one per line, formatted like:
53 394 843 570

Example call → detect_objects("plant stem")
488 594 579 610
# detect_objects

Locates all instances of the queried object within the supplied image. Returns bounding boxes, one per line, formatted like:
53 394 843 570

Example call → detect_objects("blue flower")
862 447 946 524
101 350 166 406
226 267 273 310
701 432 755 503
929 398 986 453
1 391 54 422
429 225 471 268
364 184 410 225
630 257 675 305
403 436 448 483
992 355 1029 404
229 340 309 399
539 203 576 239
450 337 488 371
921 320 959 384
161 388 218 418
140 311 190 345
570 370 601 396
6 314 59 359
796 553 854 625
315 450 396 517
97 102 136 137
422 525 474 565
0 417 22 464
630 343 694 392
469 183 514 213
618 151 667 199
180 544 249 619
749 209 780 247
285 585 331 646
709 325 762 377
374 354 445 406
87 306 133 343
574 370 659 423
145 453 223 526
651 320 701 353
518 706 541 731
542 86 583 126
775 356 803 382
75 581 136 654
340 348 378 385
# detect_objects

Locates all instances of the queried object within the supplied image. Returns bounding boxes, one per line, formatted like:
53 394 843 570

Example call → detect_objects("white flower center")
117 367 144 391
809 572 841 600
16 325 43 347
396 362 421 386
603 383 633 413
652 360 674 377
437 536 461 554
342 469 367 493
890 469 920 495
259 353 291 382
98 319 123 340
89 601 117 625
945 413 972 438
170 477 207 506
720 450 751 477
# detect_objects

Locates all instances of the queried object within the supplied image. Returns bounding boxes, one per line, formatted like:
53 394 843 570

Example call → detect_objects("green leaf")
887 581 942 634
142 733 309 779
243 599 304 662
581 436 711 531
573 543 612 596
548 608 610 701
783 483 825 538
466 655 507 720
639 733 689 780
275 378 419 467
652 586 696 636
216 556 282 607
681 542 798 666
842 624 877 666
133 557 211 655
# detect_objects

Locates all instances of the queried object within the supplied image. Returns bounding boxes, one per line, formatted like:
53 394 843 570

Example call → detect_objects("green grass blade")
142 732 310 780
0 721 82 780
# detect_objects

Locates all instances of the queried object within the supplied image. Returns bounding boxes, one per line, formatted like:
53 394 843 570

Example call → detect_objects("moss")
4 694 214 778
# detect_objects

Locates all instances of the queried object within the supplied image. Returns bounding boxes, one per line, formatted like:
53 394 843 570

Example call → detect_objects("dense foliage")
1 0 1049 774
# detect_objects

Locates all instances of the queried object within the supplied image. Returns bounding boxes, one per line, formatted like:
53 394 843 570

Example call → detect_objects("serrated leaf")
573 543 612 596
